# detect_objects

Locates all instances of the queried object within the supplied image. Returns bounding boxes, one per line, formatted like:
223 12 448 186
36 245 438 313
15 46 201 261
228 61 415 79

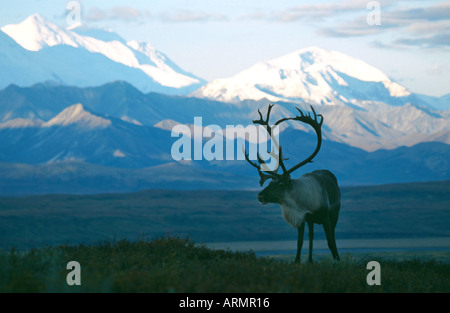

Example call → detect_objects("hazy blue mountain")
0 103 174 168
0 82 449 195
1 82 448 152
416 93 450 111
0 122 448 195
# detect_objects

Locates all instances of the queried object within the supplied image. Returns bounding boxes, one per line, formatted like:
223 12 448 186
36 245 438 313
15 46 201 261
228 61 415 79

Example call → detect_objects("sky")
1 0 449 97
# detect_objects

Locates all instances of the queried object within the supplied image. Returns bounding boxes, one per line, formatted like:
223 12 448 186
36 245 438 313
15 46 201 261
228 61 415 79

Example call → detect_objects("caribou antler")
243 104 290 185
243 149 279 186
244 104 324 186
276 105 323 175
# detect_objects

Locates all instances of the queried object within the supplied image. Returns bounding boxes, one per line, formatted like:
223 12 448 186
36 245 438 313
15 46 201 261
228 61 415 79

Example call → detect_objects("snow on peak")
291 47 410 97
127 40 158 56
194 46 411 105
44 103 111 128
0 14 205 93
1 15 140 66
127 40 202 88
1 14 78 51
291 47 388 81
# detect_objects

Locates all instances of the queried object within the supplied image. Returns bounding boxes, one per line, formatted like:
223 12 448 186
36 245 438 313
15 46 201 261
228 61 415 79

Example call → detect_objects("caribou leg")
295 222 305 263
307 221 314 263
331 225 340 261
323 219 340 260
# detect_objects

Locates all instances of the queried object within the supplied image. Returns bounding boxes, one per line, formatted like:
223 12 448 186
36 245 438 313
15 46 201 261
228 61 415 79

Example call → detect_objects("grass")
1 236 449 293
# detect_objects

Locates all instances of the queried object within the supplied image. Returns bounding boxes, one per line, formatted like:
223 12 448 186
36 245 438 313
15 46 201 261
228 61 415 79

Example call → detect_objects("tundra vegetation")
0 180 449 292
0 235 449 293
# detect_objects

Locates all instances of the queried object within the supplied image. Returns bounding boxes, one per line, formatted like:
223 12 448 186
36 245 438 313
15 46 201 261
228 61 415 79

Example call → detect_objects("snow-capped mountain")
0 14 205 94
193 46 414 107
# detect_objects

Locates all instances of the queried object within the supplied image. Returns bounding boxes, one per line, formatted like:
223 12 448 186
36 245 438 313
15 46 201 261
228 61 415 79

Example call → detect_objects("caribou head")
244 103 323 203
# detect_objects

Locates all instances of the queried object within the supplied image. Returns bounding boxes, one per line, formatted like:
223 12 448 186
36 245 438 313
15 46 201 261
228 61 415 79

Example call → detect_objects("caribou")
245 104 341 263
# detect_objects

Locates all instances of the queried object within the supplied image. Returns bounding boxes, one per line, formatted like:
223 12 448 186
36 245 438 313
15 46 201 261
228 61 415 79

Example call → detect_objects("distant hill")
0 180 449 249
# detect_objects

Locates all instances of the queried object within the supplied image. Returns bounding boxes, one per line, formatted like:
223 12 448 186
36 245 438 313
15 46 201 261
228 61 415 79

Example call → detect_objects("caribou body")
245 104 341 263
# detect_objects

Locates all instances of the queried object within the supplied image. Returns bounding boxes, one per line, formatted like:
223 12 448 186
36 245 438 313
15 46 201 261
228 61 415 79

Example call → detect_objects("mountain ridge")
0 138 448 195
0 82 448 193
0 82 448 152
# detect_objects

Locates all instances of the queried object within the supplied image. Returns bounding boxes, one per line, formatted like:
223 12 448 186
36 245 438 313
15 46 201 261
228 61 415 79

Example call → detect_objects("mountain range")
0 14 449 195
0 82 448 195
1 81 448 152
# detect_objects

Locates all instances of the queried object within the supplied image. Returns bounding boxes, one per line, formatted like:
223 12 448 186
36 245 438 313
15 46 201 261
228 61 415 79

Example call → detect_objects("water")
205 237 450 257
